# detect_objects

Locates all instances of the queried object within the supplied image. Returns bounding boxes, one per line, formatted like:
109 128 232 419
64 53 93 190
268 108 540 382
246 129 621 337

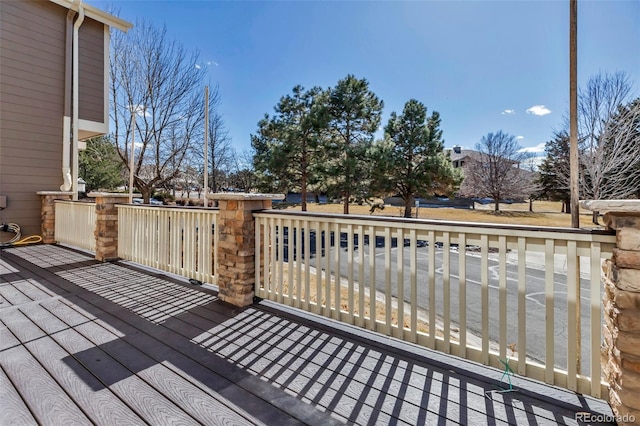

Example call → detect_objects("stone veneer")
209 193 284 307
582 200 640 425
88 192 135 262
37 191 74 243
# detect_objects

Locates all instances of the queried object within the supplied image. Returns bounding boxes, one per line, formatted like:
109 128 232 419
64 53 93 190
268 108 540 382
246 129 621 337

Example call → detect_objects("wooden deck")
0 244 614 425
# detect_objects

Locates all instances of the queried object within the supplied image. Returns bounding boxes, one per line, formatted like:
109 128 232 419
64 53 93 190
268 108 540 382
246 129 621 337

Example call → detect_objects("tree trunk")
141 187 151 204
301 174 307 212
343 192 349 214
404 198 412 218
494 200 500 212
592 210 599 225
529 198 533 212
565 200 571 214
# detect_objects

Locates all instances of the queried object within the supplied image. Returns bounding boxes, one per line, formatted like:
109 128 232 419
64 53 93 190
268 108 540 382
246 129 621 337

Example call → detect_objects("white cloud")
526 105 551 116
519 142 546 153
516 135 525 140
197 61 219 70
501 109 515 115
127 104 150 117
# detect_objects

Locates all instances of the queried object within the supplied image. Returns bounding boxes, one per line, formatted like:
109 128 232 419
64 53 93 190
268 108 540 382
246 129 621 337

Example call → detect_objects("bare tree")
209 113 233 193
549 72 640 223
226 150 257 192
460 131 536 212
110 21 207 203
578 73 639 200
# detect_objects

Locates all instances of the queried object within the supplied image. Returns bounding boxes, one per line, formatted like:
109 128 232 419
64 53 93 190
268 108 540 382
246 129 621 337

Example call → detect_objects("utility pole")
203 85 209 207
128 110 135 203
569 0 579 228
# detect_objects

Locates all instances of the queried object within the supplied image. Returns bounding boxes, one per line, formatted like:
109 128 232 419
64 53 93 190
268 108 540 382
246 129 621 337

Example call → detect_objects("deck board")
0 244 615 426
0 363 38 425
0 324 92 425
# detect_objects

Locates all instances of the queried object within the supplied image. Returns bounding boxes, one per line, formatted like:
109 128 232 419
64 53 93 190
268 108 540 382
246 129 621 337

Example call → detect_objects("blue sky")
94 0 640 156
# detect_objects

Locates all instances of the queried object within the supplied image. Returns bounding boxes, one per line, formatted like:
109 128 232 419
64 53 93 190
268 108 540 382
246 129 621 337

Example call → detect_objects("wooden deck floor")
0 244 614 425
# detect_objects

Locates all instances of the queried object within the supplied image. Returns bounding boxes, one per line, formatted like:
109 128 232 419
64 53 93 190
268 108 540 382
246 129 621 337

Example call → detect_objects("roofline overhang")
48 0 133 32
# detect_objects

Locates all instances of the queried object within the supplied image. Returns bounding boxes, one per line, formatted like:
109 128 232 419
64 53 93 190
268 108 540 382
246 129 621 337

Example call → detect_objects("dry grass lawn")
284 200 598 228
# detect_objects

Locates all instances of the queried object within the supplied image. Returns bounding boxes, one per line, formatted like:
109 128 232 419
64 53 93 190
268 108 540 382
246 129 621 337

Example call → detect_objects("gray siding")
78 17 105 123
0 0 66 236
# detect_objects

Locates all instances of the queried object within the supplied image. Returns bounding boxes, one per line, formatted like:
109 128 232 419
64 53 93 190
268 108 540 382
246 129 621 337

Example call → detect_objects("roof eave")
49 0 133 32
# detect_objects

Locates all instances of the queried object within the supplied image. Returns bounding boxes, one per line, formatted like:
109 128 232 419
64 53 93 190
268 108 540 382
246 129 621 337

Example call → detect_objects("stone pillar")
583 200 640 425
37 191 74 243
89 192 132 262
209 193 284 307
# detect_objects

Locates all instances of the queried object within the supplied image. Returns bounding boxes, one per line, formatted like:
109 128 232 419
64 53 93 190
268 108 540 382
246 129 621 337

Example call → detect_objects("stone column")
583 200 640 425
209 193 284 307
37 191 74 243
89 192 132 262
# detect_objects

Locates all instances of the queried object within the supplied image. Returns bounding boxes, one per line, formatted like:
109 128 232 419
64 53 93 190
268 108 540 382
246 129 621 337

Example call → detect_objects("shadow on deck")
0 244 614 425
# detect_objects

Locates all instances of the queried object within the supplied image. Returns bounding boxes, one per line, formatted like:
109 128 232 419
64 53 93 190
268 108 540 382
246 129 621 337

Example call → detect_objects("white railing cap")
37 191 74 195
207 192 285 201
581 199 640 214
87 192 141 198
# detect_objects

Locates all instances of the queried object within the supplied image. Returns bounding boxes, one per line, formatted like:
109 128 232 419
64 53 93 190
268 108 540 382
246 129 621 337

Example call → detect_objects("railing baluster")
313 220 321 315
213 211 219 282
296 219 302 309
499 235 507 363
270 216 277 297
334 222 341 321
369 225 377 332
278 218 285 304
517 236 527 376
481 234 489 365
358 224 365 328
255 216 262 298
443 231 451 354
590 242 602 398
410 229 417 343
286 218 294 304
303 220 311 311
384 227 392 335
545 238 555 383
348 223 355 323
428 230 436 349
567 240 578 391
324 221 332 318
459 233 467 358
397 227 404 338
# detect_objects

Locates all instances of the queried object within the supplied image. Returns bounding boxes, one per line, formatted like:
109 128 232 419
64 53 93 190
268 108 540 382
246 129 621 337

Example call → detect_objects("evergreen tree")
537 131 571 213
79 136 125 192
251 85 326 211
373 99 461 218
325 75 383 214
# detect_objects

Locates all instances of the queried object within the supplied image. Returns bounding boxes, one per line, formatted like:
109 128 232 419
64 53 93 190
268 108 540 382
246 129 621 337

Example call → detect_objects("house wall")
0 0 67 237
1 1 112 239
78 17 104 124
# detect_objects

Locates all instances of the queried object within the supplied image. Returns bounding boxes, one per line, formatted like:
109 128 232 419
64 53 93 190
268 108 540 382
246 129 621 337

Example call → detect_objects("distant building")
446 145 520 169
447 145 480 169
0 0 131 235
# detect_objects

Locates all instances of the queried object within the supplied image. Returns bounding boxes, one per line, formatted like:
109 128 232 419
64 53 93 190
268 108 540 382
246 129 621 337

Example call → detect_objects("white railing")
54 201 96 252
117 205 218 285
254 211 616 399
